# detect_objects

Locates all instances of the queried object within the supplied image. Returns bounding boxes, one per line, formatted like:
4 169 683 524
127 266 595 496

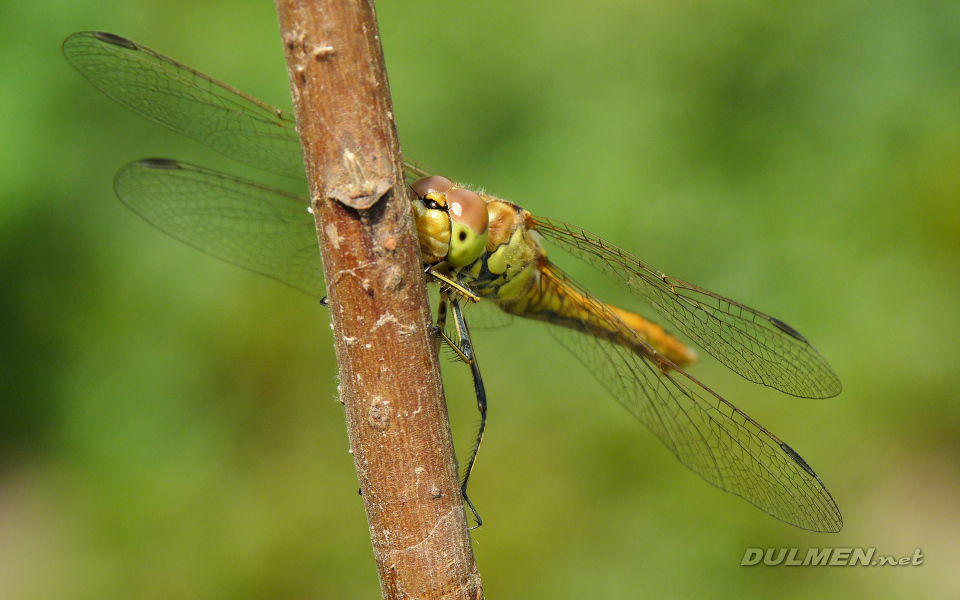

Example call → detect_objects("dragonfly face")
410 175 489 268
64 31 844 532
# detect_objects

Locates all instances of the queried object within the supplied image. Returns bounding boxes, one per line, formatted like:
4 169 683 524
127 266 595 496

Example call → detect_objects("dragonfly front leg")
424 265 481 303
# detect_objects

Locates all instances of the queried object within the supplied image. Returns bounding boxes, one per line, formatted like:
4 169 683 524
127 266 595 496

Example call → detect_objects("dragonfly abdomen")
496 259 697 368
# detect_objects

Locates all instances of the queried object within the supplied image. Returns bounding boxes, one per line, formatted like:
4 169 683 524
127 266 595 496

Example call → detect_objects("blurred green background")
2 0 959 598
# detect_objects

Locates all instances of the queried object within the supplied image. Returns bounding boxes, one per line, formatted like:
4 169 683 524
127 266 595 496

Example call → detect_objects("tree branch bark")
273 1 484 598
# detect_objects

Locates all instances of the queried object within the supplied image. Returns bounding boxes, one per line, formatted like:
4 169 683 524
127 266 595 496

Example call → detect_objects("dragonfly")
63 31 843 532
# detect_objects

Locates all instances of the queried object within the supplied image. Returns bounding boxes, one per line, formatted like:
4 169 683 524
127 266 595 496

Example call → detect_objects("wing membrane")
541 264 842 531
63 31 306 179
532 216 841 399
114 159 324 298
63 31 436 186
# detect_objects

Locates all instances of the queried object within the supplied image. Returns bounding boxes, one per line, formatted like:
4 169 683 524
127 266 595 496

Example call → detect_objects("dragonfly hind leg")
434 292 488 529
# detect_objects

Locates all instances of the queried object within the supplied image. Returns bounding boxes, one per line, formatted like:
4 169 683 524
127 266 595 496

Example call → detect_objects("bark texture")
273 1 484 598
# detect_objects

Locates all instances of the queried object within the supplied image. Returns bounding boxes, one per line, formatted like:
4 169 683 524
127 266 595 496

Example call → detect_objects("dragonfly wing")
114 159 324 298
63 32 306 180
64 32 438 189
532 216 841 399
401 157 441 184
542 265 842 531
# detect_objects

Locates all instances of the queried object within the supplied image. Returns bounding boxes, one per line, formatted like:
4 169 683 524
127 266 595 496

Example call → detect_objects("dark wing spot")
139 158 182 170
769 317 807 342
93 31 138 49
780 442 817 477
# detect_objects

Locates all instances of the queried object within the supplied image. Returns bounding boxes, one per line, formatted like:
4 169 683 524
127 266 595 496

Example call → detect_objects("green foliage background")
2 0 959 598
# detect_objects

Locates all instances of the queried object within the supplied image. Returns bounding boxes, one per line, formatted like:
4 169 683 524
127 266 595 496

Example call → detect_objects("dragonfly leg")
425 265 481 303
434 292 451 356
434 292 476 367
448 296 487 529
434 291 477 367
431 283 486 527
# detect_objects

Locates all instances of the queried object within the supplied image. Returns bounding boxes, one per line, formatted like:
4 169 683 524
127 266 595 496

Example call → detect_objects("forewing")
114 159 324 298
64 32 438 189
532 216 841 399
542 265 842 531
401 157 440 184
63 31 305 179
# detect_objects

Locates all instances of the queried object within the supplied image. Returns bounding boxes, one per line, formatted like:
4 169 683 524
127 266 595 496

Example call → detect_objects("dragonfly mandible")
63 31 843 532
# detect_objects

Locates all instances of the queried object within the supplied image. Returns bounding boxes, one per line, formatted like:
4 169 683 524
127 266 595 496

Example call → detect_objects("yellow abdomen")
496 259 697 368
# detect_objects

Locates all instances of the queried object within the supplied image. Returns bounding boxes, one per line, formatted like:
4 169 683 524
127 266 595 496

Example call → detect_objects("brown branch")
273 1 484 598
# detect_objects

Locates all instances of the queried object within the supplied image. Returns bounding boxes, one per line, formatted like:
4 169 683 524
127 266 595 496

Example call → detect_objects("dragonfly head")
411 176 489 268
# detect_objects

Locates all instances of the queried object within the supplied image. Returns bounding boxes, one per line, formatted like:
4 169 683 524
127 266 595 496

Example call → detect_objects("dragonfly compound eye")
446 187 489 267
411 175 453 201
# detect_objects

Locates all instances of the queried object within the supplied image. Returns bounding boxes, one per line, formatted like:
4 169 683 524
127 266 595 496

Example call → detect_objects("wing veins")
114 160 324 299
532 216 841 398
539 264 842 531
